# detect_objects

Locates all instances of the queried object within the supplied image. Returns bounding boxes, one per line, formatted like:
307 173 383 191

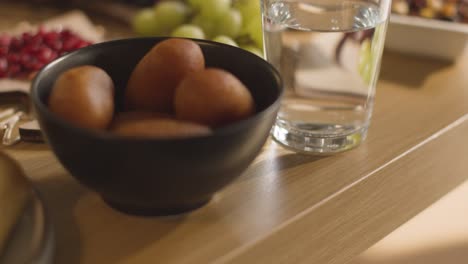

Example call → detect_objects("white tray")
385 14 468 61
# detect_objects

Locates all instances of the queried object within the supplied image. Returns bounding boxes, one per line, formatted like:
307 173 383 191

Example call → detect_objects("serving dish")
385 14 468 61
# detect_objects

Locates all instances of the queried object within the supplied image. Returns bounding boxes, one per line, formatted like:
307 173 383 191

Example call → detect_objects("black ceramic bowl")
31 38 283 216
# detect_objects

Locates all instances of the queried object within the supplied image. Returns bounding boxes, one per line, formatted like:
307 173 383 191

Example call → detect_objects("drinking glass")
262 0 391 154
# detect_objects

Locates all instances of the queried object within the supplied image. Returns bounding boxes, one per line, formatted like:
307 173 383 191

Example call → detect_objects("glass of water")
262 0 391 154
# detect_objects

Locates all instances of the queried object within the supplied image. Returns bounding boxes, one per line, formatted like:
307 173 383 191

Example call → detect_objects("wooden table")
2 3 468 264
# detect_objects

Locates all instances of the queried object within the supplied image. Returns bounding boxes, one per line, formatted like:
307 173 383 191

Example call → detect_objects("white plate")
385 14 468 61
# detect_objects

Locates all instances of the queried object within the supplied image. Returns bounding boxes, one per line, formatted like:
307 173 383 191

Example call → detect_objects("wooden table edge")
214 113 468 264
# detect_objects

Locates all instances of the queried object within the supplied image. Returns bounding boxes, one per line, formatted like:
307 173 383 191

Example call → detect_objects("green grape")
234 0 261 25
187 0 203 11
358 39 372 84
132 8 162 36
153 1 190 35
199 0 232 19
361 64 372 85
214 8 242 38
212 35 238 47
171 24 206 39
359 40 371 66
242 17 263 48
241 45 264 58
191 15 217 38
370 26 385 67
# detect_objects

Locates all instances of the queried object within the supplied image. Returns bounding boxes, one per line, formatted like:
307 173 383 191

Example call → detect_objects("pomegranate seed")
7 54 20 64
44 31 59 45
23 44 41 55
48 40 63 51
0 46 8 56
62 37 79 52
30 33 44 46
20 53 33 65
0 28 93 79
10 37 23 51
0 35 11 46
23 62 34 71
22 32 33 42
75 41 91 49
50 51 59 61
0 58 7 74
30 61 44 71
61 29 73 39
7 64 21 78
37 47 57 63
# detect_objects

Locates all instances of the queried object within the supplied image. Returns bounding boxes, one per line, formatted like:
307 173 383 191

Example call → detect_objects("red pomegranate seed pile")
0 27 93 79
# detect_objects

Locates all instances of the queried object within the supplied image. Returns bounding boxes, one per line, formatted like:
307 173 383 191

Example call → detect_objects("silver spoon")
0 111 25 146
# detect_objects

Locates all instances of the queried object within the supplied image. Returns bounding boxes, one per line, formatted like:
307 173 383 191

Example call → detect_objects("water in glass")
263 0 389 154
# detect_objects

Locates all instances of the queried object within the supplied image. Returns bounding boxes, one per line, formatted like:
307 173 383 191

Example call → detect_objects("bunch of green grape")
132 0 263 57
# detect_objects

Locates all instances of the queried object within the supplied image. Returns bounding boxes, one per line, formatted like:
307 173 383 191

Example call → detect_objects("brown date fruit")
48 65 115 130
112 111 172 125
111 117 212 139
174 68 255 127
125 38 205 113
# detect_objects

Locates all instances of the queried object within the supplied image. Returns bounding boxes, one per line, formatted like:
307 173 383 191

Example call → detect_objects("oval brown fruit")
48 65 115 130
111 118 212 139
125 38 205 113
112 111 172 125
174 68 255 127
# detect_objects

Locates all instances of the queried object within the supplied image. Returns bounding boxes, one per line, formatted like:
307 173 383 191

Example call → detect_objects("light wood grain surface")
1 3 468 264
351 177 468 264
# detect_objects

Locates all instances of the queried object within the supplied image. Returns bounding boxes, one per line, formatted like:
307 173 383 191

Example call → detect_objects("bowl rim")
31 37 284 143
